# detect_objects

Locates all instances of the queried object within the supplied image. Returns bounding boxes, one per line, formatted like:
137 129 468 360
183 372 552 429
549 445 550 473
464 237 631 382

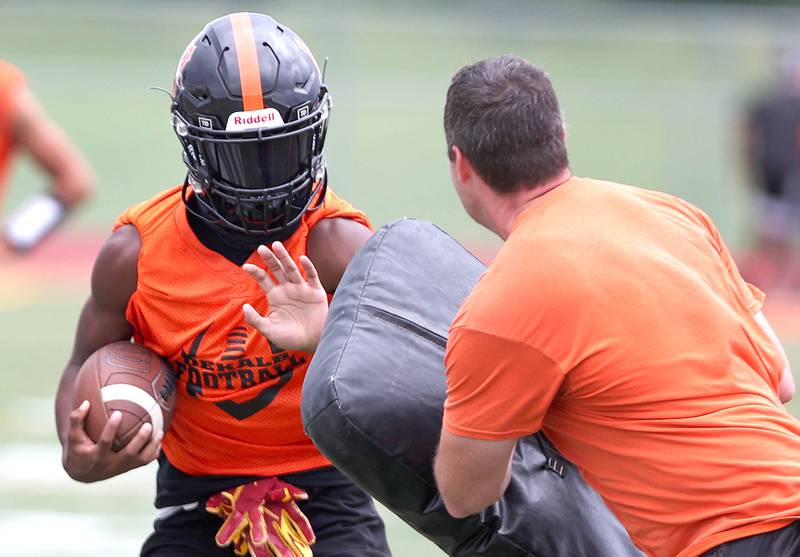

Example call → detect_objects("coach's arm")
434 324 565 518
754 310 795 403
434 431 516 518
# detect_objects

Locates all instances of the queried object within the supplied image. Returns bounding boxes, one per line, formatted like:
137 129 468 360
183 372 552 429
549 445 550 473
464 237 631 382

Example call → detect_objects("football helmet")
171 12 330 239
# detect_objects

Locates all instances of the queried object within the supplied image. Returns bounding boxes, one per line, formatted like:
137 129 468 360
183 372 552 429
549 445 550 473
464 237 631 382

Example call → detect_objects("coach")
433 55 800 557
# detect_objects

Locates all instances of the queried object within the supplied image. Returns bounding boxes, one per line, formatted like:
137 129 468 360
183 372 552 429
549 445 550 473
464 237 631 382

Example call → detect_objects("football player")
0 59 93 254
54 13 390 557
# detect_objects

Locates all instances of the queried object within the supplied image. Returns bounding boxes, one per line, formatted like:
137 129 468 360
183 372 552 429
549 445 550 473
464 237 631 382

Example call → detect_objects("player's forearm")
55 361 80 445
13 87 95 207
50 162 94 207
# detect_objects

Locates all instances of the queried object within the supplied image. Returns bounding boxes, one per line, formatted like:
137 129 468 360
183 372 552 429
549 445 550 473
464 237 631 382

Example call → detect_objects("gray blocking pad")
302 219 642 557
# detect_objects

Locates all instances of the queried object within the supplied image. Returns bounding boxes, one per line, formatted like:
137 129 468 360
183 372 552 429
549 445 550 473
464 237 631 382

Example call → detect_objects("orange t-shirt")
0 60 25 199
444 177 800 557
115 186 371 477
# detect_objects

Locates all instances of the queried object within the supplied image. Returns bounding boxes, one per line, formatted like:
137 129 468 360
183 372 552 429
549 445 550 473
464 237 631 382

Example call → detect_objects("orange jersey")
115 186 371 477
0 61 24 199
444 177 800 557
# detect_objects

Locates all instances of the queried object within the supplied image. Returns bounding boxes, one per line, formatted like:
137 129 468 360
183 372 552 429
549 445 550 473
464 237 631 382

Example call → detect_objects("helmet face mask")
171 13 330 239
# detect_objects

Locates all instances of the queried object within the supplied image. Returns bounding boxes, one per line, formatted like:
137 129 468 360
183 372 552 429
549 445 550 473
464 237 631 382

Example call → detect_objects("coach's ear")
450 145 476 185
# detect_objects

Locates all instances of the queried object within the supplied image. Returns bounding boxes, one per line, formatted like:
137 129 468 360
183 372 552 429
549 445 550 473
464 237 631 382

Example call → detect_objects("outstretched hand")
242 242 328 353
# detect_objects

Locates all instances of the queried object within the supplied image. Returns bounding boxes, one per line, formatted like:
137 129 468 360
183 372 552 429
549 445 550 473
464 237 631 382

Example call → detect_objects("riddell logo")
234 113 273 125
226 108 285 132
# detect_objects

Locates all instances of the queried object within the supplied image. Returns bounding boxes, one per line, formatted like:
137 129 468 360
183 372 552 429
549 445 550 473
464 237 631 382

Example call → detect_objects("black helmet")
171 12 329 239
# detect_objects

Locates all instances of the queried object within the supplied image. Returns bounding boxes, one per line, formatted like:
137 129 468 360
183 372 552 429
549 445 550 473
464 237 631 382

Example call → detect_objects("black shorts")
140 467 392 557
701 520 800 556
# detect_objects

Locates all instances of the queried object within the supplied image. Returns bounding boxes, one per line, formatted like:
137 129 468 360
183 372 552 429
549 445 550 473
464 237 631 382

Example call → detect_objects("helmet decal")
175 42 197 81
229 12 265 111
174 30 203 93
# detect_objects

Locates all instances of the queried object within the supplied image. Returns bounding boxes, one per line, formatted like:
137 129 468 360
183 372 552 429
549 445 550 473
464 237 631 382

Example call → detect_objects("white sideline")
0 443 155 491
0 511 146 556
0 445 156 556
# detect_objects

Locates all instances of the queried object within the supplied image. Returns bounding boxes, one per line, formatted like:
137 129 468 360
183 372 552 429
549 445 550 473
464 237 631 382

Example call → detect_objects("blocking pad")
302 219 642 556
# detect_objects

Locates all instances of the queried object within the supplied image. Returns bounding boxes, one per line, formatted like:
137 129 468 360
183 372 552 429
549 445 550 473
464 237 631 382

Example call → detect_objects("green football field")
1 1 800 555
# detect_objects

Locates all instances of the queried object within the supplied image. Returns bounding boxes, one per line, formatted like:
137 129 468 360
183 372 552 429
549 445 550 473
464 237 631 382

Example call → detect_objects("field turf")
1 1 800 555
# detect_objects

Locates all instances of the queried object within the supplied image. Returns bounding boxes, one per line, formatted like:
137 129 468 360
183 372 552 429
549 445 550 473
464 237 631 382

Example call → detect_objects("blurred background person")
0 59 94 255
739 50 800 291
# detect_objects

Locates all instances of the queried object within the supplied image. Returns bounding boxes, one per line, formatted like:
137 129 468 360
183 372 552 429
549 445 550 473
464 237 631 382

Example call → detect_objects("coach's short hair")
444 55 569 193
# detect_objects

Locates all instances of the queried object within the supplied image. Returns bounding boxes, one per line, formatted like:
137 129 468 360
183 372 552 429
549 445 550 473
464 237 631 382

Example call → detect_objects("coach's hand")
242 242 328 353
61 400 162 483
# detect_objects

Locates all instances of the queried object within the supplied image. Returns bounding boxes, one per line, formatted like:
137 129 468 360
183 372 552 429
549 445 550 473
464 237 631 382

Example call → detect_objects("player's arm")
434 432 516 518
11 84 94 206
305 217 373 293
3 84 95 252
242 218 372 351
55 224 161 482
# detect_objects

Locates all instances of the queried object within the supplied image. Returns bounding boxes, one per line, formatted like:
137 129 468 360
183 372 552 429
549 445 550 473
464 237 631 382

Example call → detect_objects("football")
73 341 176 451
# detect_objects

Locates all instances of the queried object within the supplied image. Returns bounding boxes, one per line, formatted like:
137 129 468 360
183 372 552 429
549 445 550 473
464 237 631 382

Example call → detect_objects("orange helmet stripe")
230 13 265 111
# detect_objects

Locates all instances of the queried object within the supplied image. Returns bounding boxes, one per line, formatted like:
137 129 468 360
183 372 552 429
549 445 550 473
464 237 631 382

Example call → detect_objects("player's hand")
242 242 328 353
61 400 162 483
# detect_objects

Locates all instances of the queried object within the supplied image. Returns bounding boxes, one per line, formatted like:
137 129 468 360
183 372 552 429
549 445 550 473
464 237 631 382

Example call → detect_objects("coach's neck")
490 167 572 240
450 147 571 241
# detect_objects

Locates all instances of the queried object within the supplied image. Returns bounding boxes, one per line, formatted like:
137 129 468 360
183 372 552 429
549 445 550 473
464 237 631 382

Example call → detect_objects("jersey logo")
170 326 306 420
